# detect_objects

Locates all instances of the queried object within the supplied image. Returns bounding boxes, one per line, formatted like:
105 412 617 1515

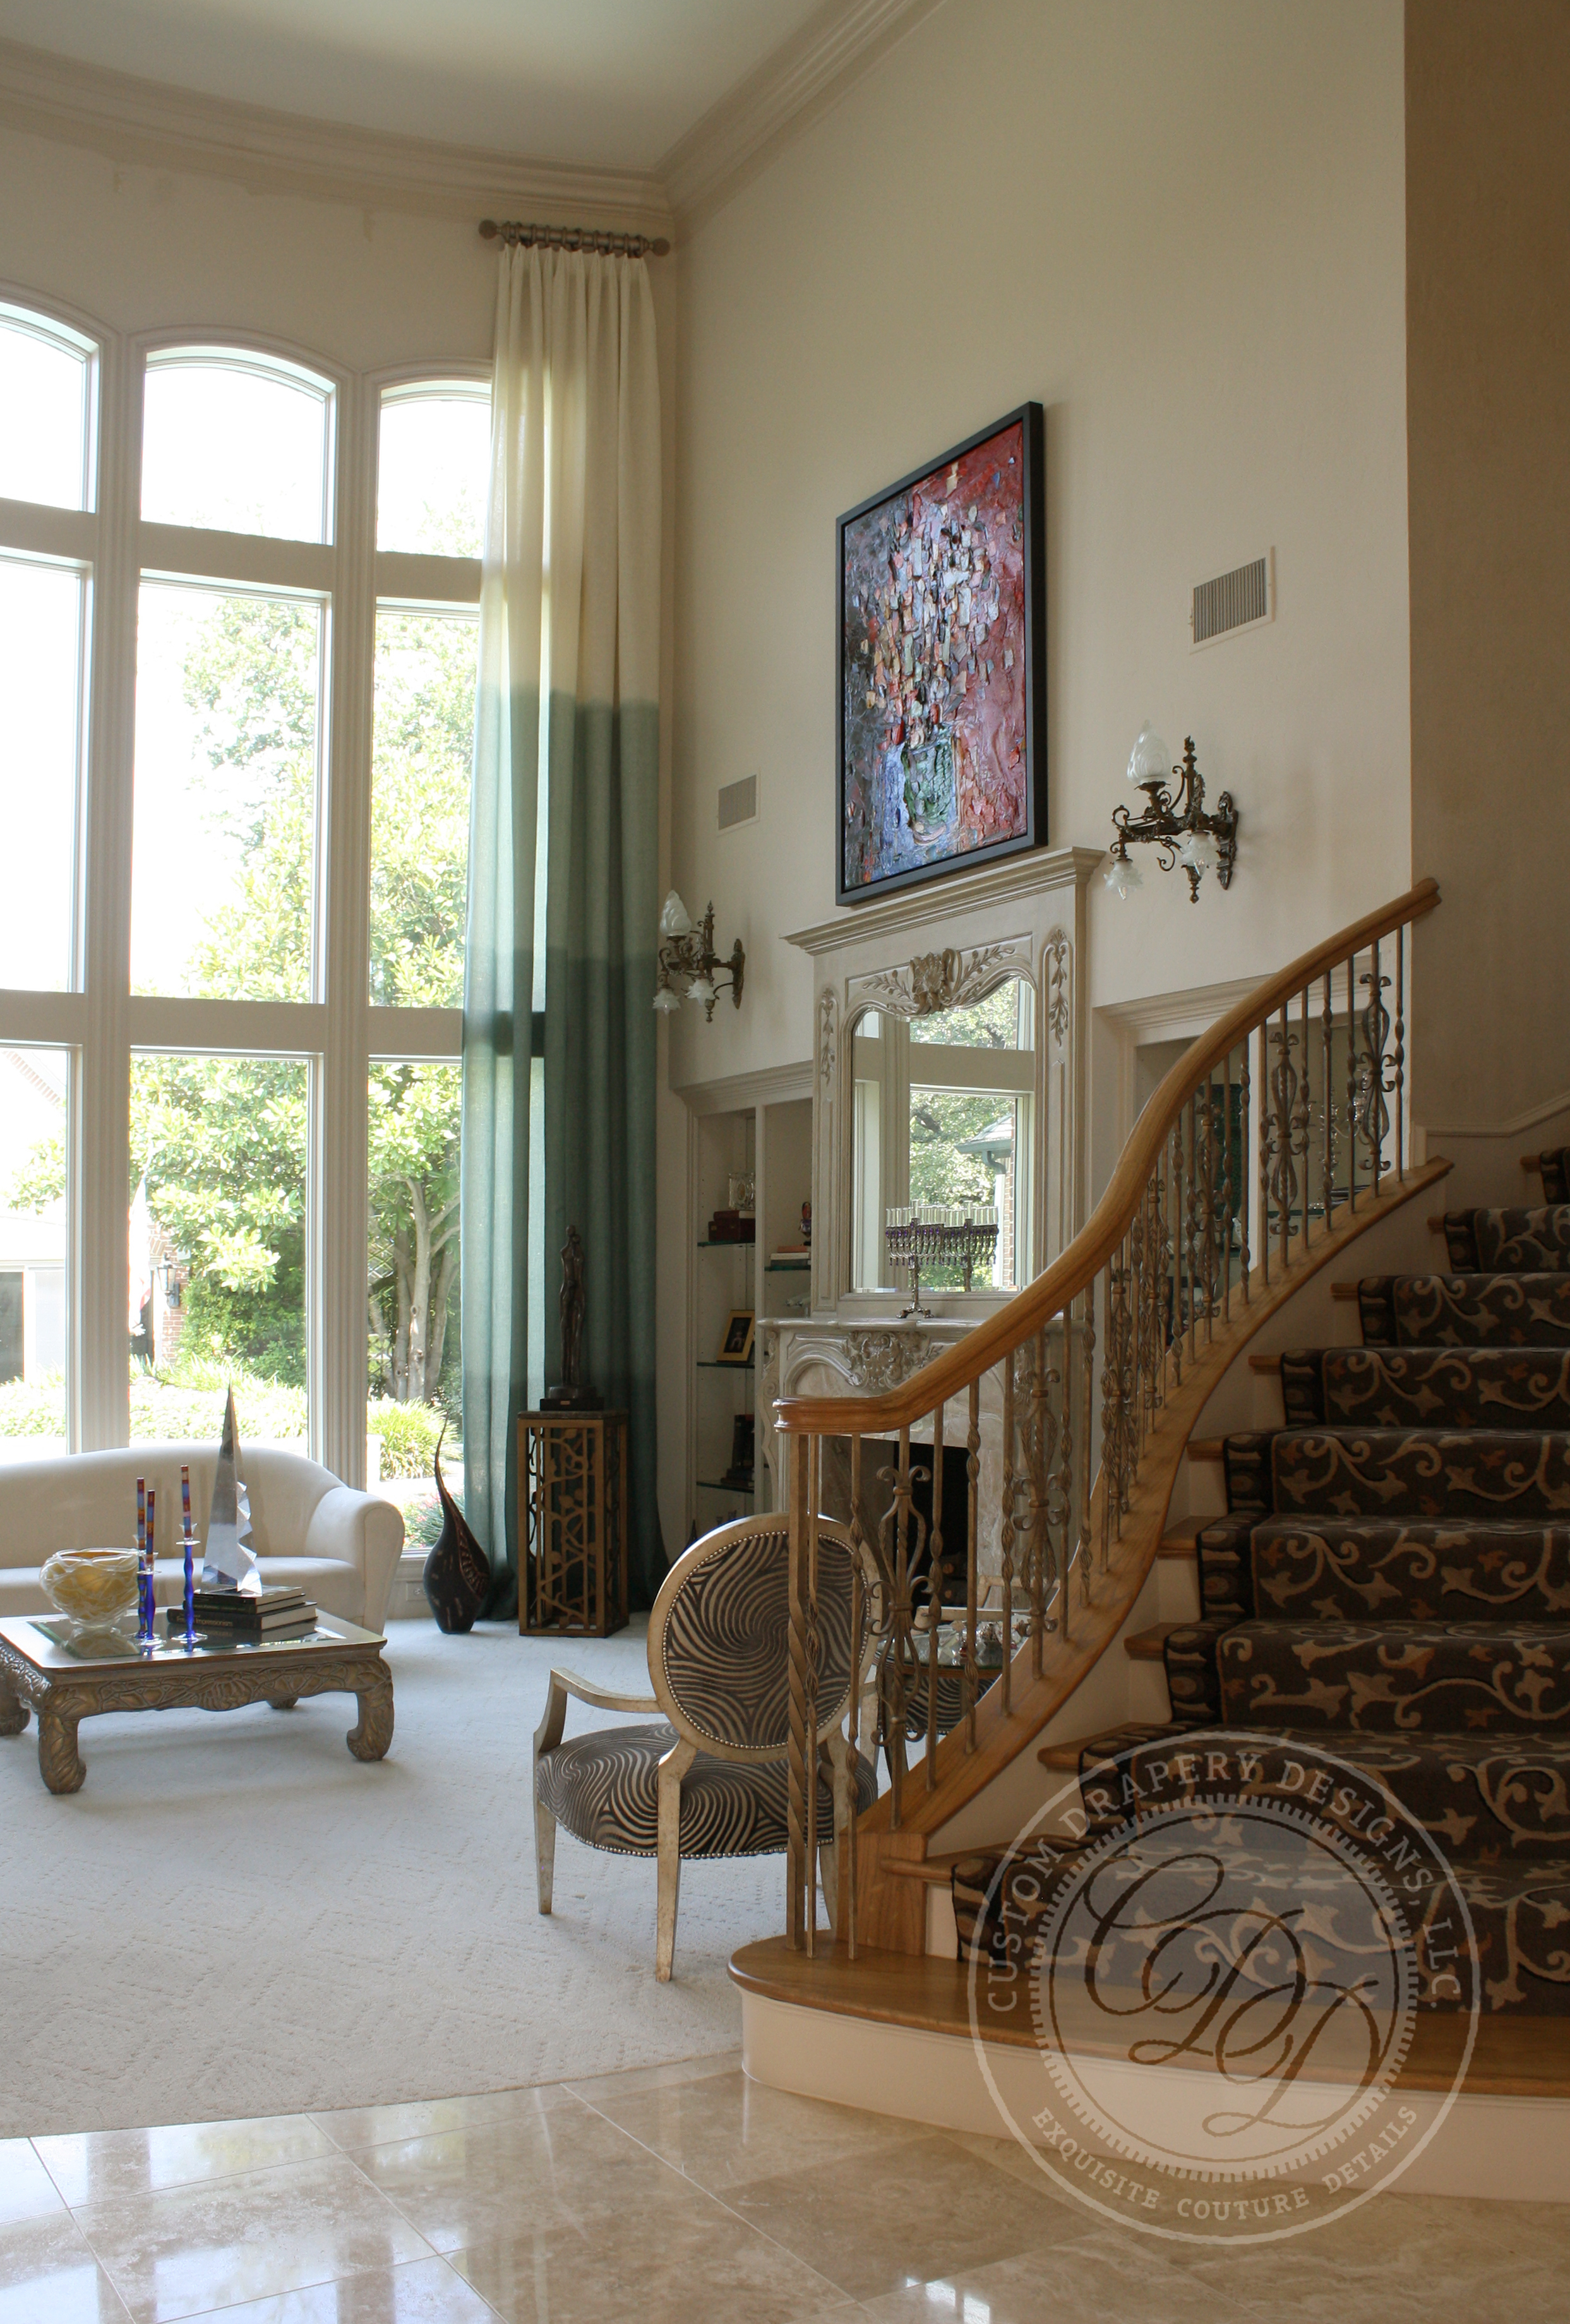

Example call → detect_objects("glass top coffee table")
0 1612 394 1794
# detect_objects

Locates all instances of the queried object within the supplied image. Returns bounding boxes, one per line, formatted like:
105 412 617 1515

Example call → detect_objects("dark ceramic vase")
422 1427 490 1634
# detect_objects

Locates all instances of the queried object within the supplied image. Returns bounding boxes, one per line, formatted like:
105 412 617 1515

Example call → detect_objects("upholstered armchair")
532 1513 877 1980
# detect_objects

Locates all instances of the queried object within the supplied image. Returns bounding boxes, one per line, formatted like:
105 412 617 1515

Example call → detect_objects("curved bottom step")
733 1939 1570 2205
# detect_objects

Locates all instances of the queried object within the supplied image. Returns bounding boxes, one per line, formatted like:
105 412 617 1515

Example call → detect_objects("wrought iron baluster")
805 1437 820 1956
1030 1327 1050 1672
846 1432 866 1958
1346 955 1359 1216
1239 1035 1252 1300
964 1381 980 1751
1222 1050 1233 1320
1295 985 1312 1254
786 1435 810 1950
1257 1022 1271 1286
882 1432 915 1829
1394 923 1406 1182
1082 1276 1097 1581
1277 1003 1290 1272
998 1359 1015 1716
925 1400 944 1790
1322 969 1335 1238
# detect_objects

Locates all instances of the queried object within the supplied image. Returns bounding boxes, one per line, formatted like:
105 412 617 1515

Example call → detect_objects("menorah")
884 1205 1001 1318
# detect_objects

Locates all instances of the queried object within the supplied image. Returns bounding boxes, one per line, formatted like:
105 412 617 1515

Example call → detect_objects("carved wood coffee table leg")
0 1665 28 1736
346 1667 393 1761
38 1699 85 1794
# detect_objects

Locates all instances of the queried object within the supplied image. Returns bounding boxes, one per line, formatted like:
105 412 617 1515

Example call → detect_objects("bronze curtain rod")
479 219 670 258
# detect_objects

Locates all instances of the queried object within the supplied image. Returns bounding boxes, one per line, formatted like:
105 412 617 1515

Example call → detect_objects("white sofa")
0 1444 404 1631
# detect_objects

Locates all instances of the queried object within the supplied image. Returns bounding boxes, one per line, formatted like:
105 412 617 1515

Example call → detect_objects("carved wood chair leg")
535 1795 557 1914
655 1735 695 1982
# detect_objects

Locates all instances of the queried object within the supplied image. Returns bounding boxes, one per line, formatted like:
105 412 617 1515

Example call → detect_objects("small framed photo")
716 1310 755 1365
728 1172 756 1217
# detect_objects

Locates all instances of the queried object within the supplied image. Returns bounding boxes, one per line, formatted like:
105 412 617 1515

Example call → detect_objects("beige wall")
1406 0 1570 1134
666 0 1411 1106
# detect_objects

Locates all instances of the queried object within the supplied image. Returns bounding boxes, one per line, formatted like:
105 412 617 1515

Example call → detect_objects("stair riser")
1216 1623 1570 1736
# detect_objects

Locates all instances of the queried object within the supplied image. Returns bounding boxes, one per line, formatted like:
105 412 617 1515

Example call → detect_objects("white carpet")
0 1619 788 2137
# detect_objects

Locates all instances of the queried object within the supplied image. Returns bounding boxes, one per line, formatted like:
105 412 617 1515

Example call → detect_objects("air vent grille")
717 774 757 831
1192 554 1270 647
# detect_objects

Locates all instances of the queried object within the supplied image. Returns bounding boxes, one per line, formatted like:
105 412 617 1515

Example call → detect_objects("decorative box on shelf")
520 1410 628 1638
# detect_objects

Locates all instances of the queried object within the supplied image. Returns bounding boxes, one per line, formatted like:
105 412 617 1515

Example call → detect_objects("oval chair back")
646 1512 863 1762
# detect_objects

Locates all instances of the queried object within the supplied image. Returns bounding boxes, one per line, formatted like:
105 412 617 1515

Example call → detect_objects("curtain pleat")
463 244 662 1614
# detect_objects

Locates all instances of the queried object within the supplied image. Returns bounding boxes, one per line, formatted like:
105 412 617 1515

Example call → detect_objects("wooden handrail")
775 877 1439 1435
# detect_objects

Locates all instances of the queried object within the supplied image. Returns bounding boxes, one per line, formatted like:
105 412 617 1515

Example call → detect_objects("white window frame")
0 289 486 1485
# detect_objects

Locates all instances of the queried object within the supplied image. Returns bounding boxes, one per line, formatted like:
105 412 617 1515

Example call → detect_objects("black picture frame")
836 402 1046 906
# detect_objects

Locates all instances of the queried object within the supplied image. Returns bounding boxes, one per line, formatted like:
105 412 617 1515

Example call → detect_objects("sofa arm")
304 1485 405 1632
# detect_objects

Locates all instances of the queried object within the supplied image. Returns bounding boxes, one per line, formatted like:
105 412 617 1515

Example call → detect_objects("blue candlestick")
183 1533 194 1646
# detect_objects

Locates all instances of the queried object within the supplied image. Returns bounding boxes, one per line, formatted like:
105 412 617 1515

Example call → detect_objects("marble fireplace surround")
762 845 1102 1546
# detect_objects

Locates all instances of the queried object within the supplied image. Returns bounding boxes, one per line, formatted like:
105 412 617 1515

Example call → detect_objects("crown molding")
658 0 945 235
0 35 673 231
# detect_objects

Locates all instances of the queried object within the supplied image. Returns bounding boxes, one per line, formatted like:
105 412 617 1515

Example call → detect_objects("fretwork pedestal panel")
520 1410 629 1638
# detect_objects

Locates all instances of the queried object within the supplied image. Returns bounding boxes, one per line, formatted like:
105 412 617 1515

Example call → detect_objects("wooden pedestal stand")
520 1410 629 1637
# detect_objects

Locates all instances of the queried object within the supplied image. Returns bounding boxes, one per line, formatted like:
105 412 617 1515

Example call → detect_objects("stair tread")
1124 1622 1178 1660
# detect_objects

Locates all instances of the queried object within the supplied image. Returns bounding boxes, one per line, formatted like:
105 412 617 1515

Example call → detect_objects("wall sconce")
652 890 745 1022
1105 725 1239 904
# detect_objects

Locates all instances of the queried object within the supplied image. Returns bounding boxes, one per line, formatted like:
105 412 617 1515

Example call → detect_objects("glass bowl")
40 1547 139 1636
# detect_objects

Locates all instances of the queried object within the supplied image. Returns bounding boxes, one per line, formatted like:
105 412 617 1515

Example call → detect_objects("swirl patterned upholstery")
656 1522 860 1751
532 1514 874 1975
537 1719 878 1857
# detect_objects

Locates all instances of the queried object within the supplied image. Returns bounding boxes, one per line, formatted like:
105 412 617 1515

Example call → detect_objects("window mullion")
316 372 375 1488
76 330 136 1451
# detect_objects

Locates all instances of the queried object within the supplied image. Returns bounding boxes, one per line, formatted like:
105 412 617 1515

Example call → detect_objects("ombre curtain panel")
462 244 662 1613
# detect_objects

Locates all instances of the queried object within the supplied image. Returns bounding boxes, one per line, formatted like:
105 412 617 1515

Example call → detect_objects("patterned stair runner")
957 1156 1570 2015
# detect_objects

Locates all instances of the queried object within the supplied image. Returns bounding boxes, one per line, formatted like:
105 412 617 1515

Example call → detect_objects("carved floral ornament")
852 938 1030 1021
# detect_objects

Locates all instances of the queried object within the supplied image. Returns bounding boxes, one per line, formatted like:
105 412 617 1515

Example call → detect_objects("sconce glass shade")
1127 722 1171 788
1103 851 1143 899
1177 827 1216 875
659 889 693 939
652 984 682 1014
686 973 716 1006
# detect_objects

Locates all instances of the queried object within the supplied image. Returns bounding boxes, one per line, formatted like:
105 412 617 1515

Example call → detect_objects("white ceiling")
0 0 831 168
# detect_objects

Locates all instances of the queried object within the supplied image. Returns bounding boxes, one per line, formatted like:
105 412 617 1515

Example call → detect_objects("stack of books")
187 1586 318 1639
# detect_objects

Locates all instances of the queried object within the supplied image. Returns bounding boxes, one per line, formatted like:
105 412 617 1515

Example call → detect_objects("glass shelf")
764 1262 810 1273
696 1477 755 1495
695 1240 756 1250
695 1359 753 1370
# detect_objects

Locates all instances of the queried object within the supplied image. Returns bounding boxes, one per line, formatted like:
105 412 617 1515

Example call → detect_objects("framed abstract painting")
837 402 1046 905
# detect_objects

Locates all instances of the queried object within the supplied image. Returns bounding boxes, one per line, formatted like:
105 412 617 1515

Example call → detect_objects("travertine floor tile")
73 2153 431 2323
311 2084 584 2157
575 2065 926 2192
448 2198 853 2324
720 2129 1086 2301
855 2231 1251 2323
177 2253 501 2321
561 2048 743 2105
0 2135 68 2227
350 2105 700 2254
0 2208 132 2321
37 2117 337 2209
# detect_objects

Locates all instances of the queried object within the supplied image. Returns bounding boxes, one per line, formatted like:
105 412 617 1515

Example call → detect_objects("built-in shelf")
695 1359 754 1370
764 1262 810 1273
696 1476 755 1495
696 1239 757 1250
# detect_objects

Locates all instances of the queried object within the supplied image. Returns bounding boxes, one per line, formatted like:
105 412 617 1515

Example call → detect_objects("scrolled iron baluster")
1345 955 1359 1215
786 1436 811 1950
1257 1021 1273 1285
998 1358 1015 1717
964 1380 980 1751
1029 1327 1052 1672
805 1440 820 1956
1294 985 1312 1254
1081 1275 1097 1580
1168 1118 1185 1387
1358 942 1392 1185
1394 923 1406 1182
1322 969 1336 1237
1239 1035 1252 1299
925 1399 944 1790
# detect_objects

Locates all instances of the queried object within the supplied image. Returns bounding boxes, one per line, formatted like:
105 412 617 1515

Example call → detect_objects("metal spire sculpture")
202 1386 258 1590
